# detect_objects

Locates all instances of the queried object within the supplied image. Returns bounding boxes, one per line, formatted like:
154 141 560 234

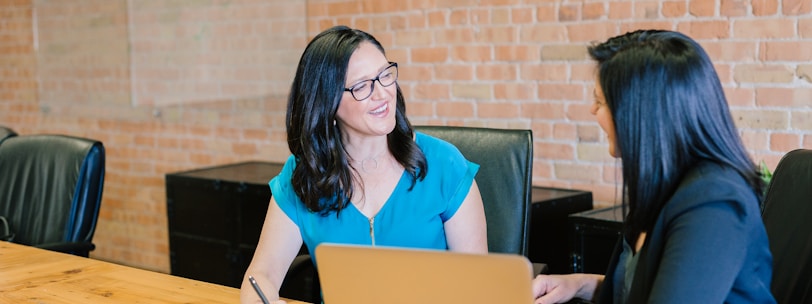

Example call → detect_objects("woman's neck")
344 135 390 168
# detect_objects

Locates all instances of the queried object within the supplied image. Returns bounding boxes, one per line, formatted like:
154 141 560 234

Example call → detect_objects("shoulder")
414 131 472 167
275 155 297 179
269 156 298 199
414 131 461 155
413 131 479 180
664 161 759 218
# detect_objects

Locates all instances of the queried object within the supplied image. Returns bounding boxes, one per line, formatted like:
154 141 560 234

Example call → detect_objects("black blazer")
597 162 774 303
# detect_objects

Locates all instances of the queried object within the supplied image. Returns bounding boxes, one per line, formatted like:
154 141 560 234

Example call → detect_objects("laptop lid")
315 243 535 304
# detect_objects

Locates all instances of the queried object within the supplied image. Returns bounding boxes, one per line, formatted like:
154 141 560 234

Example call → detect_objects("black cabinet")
166 162 599 285
166 161 283 288
569 205 624 274
528 187 593 274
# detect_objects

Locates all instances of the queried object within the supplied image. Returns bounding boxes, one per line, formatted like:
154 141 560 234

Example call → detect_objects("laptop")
315 243 535 304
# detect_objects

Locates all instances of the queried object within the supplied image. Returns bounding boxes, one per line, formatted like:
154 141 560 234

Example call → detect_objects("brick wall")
1 0 810 272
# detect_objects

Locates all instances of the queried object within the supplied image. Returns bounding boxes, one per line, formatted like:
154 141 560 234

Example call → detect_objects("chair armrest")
533 262 549 275
35 242 95 257
280 254 321 303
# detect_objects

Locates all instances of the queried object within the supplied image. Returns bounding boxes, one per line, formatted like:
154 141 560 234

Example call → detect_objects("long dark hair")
286 25 427 215
587 30 764 240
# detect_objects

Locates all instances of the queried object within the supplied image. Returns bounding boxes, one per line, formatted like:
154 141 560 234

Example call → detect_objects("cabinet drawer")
167 178 235 239
169 234 238 287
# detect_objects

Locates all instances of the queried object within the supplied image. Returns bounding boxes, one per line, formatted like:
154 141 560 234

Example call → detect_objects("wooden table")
0 241 309 303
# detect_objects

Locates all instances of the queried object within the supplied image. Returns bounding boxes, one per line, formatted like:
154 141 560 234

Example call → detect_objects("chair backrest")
0 134 105 256
415 125 533 255
761 149 812 303
0 125 17 144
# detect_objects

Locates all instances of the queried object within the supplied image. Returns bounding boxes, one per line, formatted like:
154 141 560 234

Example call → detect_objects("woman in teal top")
272 131 479 252
240 26 487 304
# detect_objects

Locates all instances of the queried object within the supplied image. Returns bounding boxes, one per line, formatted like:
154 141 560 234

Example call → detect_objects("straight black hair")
588 30 764 240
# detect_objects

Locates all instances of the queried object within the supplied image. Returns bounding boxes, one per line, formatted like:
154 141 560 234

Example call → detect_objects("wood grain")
0 242 309 304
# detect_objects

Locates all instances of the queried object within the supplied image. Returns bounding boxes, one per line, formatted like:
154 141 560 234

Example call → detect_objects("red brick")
521 102 566 119
689 0 716 16
559 4 579 22
701 41 758 61
762 41 812 61
521 64 569 82
583 2 605 20
537 5 557 21
663 1 687 17
677 20 730 39
475 26 516 43
536 142 575 160
476 64 517 81
770 133 801 152
753 0 779 15
755 87 796 107
436 28 475 44
553 123 577 140
435 64 474 81
451 45 493 62
538 83 585 101
733 19 796 39
437 101 474 117
520 24 567 42
410 82 450 100
567 23 617 42
608 1 633 19
478 102 519 118
800 18 812 38
494 45 541 62
721 0 748 16
783 0 812 15
411 47 449 63
634 1 660 19
494 83 536 100
511 7 534 23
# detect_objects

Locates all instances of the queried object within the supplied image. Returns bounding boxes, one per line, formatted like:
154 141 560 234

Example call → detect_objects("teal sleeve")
269 155 302 224
440 159 479 222
414 132 480 222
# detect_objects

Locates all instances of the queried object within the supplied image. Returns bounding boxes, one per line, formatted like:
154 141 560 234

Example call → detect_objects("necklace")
352 149 388 173
360 158 379 172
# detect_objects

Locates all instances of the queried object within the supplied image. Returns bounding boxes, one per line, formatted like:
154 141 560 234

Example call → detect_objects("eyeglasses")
344 62 398 101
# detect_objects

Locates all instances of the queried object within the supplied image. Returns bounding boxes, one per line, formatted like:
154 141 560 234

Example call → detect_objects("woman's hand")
532 273 603 304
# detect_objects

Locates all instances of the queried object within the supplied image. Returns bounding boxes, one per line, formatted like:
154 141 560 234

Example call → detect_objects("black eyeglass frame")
343 62 399 101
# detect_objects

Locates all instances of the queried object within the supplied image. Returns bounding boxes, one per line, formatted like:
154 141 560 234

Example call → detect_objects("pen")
248 275 270 304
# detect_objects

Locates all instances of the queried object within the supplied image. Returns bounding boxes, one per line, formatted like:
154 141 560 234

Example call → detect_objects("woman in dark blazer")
532 30 775 304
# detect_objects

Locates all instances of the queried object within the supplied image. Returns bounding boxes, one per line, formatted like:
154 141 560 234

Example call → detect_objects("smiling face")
335 42 397 142
591 79 619 158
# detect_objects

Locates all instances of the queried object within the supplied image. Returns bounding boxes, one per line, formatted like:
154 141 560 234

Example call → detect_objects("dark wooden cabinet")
166 161 598 285
165 161 283 288
529 187 593 274
569 205 624 274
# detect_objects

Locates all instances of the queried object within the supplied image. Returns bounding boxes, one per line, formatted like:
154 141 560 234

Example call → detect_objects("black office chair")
0 134 105 257
0 125 16 144
761 149 812 303
415 125 534 255
279 125 537 302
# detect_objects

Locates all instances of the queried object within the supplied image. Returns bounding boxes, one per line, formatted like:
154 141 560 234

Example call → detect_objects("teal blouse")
270 132 479 257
